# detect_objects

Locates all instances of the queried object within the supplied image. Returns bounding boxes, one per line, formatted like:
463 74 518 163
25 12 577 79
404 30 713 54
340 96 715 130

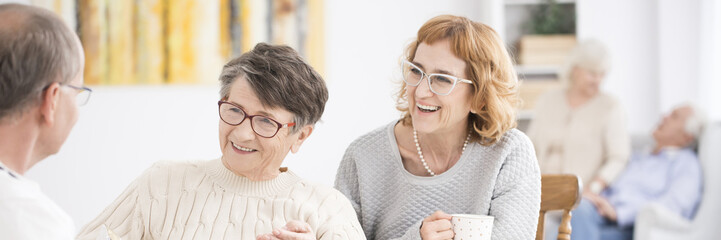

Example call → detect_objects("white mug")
451 214 494 240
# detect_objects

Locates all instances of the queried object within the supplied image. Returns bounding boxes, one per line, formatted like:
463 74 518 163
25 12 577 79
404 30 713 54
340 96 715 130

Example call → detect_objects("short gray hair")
675 104 707 150
684 104 707 139
0 3 82 121
560 39 611 85
218 43 327 132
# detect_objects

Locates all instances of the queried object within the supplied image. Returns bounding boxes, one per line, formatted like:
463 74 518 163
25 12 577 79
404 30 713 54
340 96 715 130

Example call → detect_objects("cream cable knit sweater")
77 159 365 240
526 89 630 187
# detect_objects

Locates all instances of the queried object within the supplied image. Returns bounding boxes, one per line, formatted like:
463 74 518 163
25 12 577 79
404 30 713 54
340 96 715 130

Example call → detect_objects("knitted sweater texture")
77 159 365 240
335 121 541 240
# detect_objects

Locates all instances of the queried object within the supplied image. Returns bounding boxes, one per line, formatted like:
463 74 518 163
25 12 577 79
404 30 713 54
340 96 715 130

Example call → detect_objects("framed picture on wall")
36 0 324 85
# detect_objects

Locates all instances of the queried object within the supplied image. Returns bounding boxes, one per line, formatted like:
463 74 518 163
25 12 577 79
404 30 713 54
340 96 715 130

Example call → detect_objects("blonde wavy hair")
396 15 520 146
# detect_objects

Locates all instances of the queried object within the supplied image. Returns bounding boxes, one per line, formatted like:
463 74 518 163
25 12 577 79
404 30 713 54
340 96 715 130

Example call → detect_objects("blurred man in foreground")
0 3 91 239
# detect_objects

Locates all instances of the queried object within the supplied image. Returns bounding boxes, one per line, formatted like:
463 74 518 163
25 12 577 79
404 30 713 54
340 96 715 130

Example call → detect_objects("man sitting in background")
571 104 706 240
0 3 90 239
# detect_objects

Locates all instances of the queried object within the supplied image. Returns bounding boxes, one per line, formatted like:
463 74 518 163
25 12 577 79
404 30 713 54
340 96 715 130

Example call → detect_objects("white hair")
559 39 612 85
684 104 707 139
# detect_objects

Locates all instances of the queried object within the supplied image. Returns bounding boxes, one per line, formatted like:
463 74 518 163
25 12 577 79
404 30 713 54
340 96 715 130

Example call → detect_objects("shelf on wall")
517 110 534 119
515 65 560 80
515 65 559 75
517 70 562 111
505 0 575 5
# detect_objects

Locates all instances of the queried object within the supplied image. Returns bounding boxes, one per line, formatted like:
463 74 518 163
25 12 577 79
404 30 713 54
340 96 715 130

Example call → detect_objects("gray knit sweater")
334 121 541 240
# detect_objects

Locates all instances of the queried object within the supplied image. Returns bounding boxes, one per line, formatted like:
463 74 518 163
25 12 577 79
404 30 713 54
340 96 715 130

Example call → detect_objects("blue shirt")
602 148 703 227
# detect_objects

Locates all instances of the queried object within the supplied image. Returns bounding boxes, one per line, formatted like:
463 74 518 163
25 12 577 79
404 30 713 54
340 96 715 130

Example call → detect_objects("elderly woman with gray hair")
527 39 631 239
76 43 365 240
527 39 630 197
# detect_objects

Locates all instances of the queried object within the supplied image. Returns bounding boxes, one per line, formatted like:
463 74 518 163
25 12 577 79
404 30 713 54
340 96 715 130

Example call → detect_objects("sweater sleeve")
335 138 424 240
525 91 551 147
489 134 542 240
316 190 367 240
596 101 631 184
76 169 148 240
525 91 554 166
334 145 365 234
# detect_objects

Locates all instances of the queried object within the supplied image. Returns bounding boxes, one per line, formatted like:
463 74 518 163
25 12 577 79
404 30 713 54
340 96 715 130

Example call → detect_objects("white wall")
26 85 222 230
576 0 660 134
698 0 721 121
577 0 719 134
657 0 700 114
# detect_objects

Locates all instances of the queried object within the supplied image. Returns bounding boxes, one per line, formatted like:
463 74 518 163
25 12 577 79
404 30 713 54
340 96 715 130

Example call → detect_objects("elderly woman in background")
527 39 630 195
526 40 630 239
335 15 541 240
77 43 365 240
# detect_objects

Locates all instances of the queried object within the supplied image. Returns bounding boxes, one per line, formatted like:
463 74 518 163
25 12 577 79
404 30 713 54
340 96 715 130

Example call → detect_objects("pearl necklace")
413 128 471 176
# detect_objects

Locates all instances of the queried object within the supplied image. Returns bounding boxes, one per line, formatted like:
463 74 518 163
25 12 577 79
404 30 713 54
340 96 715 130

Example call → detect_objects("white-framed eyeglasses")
401 59 473 96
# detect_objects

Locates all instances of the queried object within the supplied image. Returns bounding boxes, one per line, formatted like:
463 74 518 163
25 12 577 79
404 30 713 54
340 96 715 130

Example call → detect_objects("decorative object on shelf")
518 0 576 66
526 0 575 35
513 0 576 114
518 79 560 111
519 35 576 66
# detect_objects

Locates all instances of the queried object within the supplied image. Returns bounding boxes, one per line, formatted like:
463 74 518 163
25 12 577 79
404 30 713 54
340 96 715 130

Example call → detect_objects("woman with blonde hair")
335 15 540 240
527 39 630 195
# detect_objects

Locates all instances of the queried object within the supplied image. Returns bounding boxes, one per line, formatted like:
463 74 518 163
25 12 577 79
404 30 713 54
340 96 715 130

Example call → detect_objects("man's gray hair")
218 43 328 132
680 104 708 150
684 104 707 139
0 3 82 121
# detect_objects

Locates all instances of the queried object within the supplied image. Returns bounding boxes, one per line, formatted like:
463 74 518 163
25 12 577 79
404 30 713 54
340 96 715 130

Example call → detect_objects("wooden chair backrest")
536 174 582 240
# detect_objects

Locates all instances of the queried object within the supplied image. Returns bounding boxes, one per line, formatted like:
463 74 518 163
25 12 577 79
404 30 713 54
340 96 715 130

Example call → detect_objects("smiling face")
406 39 473 134
653 106 694 148
219 77 313 180
569 67 604 97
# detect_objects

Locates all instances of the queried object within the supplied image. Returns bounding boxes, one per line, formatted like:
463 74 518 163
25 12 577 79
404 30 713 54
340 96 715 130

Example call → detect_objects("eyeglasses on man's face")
217 100 295 138
401 59 473 96
59 83 92 106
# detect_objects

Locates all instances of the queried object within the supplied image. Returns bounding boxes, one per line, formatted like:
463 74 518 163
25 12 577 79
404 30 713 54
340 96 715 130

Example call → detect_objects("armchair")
634 121 721 240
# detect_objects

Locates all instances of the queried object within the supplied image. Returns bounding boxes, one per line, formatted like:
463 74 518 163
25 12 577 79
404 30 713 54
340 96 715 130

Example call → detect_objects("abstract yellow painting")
29 0 324 85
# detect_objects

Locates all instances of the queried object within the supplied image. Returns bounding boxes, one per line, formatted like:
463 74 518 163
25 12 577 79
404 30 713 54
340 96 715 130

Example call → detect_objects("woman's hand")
583 192 617 221
420 210 454 240
587 178 607 195
592 196 617 221
256 220 315 240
